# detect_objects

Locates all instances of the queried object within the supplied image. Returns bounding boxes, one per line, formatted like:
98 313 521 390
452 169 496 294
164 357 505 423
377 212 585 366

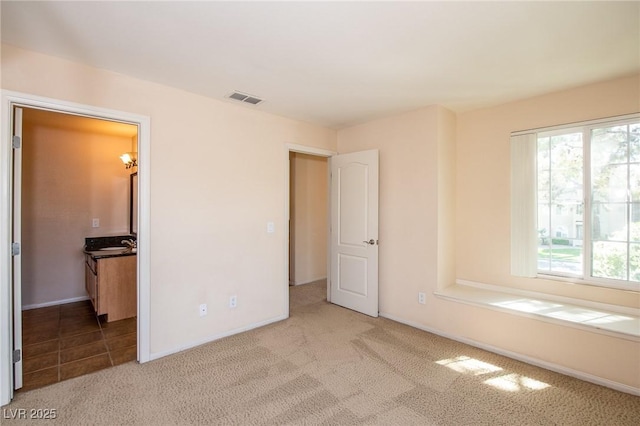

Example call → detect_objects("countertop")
84 234 137 260
84 248 137 260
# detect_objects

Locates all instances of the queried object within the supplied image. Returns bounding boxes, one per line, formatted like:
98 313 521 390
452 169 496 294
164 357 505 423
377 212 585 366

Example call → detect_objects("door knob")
363 239 376 245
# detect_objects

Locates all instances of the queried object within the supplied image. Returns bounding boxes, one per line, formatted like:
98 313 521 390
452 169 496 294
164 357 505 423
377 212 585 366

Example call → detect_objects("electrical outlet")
199 303 207 316
267 221 275 233
92 218 100 228
229 295 237 309
418 292 426 305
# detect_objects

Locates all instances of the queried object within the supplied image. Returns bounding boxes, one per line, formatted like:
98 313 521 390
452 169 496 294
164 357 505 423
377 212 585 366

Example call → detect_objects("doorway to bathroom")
18 108 138 390
1 91 151 404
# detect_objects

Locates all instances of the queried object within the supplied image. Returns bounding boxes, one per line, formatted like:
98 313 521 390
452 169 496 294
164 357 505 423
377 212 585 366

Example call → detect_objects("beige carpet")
3 280 639 425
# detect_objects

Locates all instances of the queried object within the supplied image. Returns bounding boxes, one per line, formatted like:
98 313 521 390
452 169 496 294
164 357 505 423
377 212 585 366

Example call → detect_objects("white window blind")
511 133 538 277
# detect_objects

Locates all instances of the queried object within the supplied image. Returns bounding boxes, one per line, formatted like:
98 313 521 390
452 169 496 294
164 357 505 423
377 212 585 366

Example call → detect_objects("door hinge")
11 242 20 256
12 135 21 149
13 349 21 363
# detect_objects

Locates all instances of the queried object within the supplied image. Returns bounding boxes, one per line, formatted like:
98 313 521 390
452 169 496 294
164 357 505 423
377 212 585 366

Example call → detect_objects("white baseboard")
148 314 288 362
379 311 640 397
23 296 90 310
291 277 327 286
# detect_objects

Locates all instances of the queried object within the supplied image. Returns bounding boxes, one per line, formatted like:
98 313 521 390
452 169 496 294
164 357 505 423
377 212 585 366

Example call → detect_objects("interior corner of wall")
435 277 454 297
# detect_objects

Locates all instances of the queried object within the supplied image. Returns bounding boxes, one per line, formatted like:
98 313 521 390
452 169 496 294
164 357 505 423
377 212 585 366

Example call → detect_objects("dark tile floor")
20 300 137 391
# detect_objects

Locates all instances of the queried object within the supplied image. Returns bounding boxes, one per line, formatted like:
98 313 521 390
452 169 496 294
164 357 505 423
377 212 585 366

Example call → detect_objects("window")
511 114 639 291
537 130 584 276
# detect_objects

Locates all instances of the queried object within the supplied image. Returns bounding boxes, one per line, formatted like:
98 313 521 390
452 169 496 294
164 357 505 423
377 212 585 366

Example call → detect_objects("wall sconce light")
120 152 137 169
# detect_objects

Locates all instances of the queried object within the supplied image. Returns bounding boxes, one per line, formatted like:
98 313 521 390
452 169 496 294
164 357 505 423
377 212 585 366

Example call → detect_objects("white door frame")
11 107 24 390
284 143 336 317
0 90 151 406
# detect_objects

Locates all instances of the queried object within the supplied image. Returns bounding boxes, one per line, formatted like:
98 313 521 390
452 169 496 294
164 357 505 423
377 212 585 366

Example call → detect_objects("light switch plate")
267 221 275 233
92 218 100 228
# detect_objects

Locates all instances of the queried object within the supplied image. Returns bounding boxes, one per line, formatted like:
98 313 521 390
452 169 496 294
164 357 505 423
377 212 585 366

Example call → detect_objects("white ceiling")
2 1 639 129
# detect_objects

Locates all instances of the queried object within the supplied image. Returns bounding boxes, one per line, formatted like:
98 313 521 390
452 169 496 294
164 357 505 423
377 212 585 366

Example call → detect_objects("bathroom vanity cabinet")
85 253 136 322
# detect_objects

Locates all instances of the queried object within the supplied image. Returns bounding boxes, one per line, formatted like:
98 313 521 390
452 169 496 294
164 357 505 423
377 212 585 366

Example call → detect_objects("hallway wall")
289 152 328 285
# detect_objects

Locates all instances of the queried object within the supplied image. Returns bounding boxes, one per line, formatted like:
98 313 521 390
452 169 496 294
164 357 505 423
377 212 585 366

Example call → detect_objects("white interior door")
330 149 379 317
12 106 23 390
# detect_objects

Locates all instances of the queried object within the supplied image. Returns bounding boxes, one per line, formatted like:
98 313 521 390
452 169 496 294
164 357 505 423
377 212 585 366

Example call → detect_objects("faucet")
121 239 137 250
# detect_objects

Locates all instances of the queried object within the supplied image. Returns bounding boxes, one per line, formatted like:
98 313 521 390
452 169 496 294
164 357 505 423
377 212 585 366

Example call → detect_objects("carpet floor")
2 280 639 425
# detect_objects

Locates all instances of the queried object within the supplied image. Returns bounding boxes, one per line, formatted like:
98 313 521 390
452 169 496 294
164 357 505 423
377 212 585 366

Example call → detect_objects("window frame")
536 125 585 280
513 113 640 292
584 117 639 290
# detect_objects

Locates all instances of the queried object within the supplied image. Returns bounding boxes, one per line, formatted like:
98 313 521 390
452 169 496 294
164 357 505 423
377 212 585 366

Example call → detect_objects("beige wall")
452 75 639 389
337 84 639 390
22 110 133 307
457 74 640 307
436 107 457 291
289 152 328 285
1 44 337 354
337 106 445 316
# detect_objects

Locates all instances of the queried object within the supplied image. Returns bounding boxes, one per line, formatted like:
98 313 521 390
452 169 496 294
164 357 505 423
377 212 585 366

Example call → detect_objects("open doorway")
286 146 380 318
1 92 150 406
18 108 138 391
289 152 329 286
289 151 329 312
285 145 335 315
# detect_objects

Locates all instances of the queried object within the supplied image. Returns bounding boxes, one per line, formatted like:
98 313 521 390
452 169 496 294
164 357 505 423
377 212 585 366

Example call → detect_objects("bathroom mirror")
130 172 138 235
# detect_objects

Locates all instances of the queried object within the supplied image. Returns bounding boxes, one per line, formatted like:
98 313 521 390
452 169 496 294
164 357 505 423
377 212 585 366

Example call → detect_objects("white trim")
23 296 89 310
11 107 23 390
1 95 14 407
136 104 151 365
0 90 151 406
286 143 336 157
511 112 640 136
149 314 287 361
536 272 640 293
326 156 332 303
378 312 640 396
290 277 327 286
283 143 337 320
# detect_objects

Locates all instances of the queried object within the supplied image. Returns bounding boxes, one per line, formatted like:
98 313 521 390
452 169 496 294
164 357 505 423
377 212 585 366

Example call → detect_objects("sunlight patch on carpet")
484 373 550 392
436 356 551 393
435 356 502 376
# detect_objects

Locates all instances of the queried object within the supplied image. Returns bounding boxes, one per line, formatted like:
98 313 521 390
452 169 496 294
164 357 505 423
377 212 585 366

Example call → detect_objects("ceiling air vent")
226 91 264 106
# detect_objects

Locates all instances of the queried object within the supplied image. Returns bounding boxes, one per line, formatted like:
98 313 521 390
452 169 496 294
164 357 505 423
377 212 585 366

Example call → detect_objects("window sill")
536 272 640 293
435 280 640 342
